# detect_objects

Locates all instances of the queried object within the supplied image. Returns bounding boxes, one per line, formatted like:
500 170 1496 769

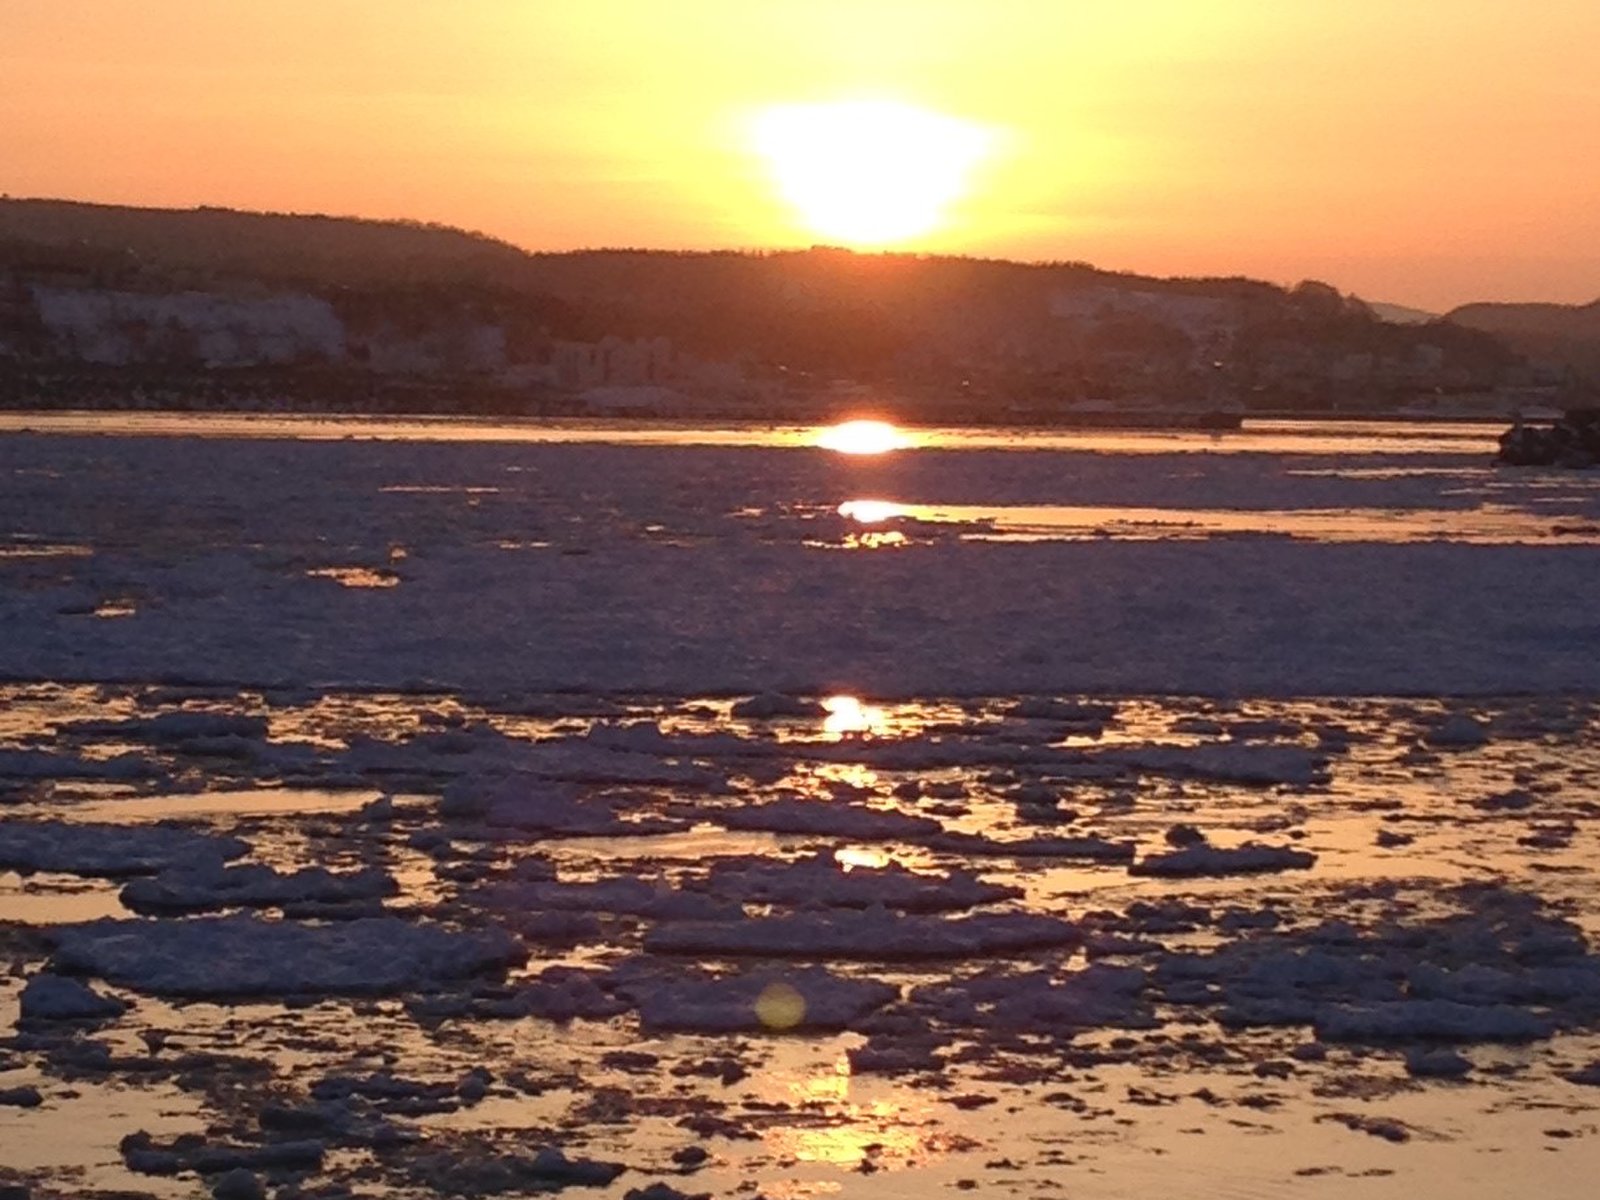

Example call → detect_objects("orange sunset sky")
2 1 1596 310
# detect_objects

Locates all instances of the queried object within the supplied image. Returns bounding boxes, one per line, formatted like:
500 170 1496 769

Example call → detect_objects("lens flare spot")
815 420 911 455
755 981 808 1031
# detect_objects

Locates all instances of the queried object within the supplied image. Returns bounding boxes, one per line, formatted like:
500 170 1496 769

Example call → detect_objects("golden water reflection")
305 566 401 588
832 498 1600 546
769 1061 947 1173
821 695 889 738
833 846 892 872
836 499 906 523
842 529 906 550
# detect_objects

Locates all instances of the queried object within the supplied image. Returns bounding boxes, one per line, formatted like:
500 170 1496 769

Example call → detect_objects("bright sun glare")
815 420 911 454
751 100 995 246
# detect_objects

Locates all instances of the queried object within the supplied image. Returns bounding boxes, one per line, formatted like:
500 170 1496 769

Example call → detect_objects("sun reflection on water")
837 499 907 523
833 846 892 872
814 420 912 455
822 695 888 738
767 1055 947 1173
842 529 906 550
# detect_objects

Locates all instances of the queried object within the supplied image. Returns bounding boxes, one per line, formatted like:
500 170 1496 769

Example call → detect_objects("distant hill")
1366 301 1440 325
0 196 1532 415
1447 298 1600 381
0 197 534 290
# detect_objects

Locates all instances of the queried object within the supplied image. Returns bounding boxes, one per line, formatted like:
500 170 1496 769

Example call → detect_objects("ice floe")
0 748 159 779
452 779 689 837
119 862 396 914
928 831 1136 861
50 915 524 997
18 972 129 1021
698 852 1019 912
713 798 943 841
1423 712 1490 748
911 963 1154 1032
64 710 270 742
729 693 827 719
0 820 248 876
1130 842 1316 877
1094 743 1326 786
1314 1000 1554 1043
644 909 1079 960
477 876 739 921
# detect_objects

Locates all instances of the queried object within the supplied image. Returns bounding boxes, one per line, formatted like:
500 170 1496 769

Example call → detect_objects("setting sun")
750 100 996 246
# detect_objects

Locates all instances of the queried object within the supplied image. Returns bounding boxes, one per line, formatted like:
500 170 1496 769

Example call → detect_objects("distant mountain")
1447 298 1600 381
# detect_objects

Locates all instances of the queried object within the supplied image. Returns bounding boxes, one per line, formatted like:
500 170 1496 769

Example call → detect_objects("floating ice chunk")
519 743 728 787
1406 961 1600 1005
356 732 724 788
847 1033 948 1075
1319 1112 1411 1143
19 972 129 1021
644 909 1079 960
67 711 270 742
1423 713 1489 748
700 853 1018 913
1564 1062 1600 1087
1008 698 1116 723
914 963 1152 1032
479 877 739 921
579 721 675 754
1405 1047 1472 1078
634 967 897 1032
460 780 688 837
408 1145 623 1193
310 1070 464 1114
1474 789 1535 812
1096 743 1325 786
120 862 396 914
1130 842 1316 877
928 831 1137 862
212 1167 265 1200
1314 1000 1554 1043
121 1131 325 1177
581 722 775 761
0 820 248 876
714 799 943 841
510 967 631 1021
1225 718 1304 741
1210 948 1400 1028
52 916 524 997
0 749 160 780
730 693 826 720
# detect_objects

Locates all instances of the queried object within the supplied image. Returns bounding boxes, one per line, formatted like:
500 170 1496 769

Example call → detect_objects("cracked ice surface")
3 432 1600 694
3 423 1600 1199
